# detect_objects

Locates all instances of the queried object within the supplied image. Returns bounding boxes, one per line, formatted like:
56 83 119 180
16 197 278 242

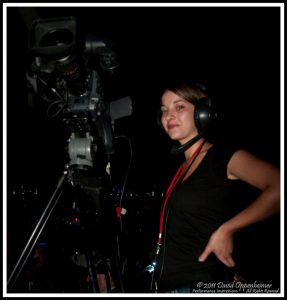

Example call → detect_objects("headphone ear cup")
194 97 217 132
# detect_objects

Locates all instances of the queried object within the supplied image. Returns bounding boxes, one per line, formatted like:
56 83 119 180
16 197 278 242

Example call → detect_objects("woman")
152 79 280 293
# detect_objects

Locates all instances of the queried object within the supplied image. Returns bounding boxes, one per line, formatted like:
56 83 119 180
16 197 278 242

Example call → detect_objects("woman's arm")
198 149 280 267
225 149 280 230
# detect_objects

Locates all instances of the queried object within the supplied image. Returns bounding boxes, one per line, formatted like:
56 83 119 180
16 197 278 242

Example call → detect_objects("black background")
7 5 281 185
5 4 282 293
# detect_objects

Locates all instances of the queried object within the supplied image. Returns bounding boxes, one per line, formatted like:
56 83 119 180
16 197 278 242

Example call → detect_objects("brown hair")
161 79 208 104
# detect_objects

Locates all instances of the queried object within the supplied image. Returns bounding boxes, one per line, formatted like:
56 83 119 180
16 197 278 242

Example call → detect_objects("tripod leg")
85 251 100 292
7 170 68 292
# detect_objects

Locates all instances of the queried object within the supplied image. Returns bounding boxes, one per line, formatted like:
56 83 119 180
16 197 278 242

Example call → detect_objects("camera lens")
40 28 74 48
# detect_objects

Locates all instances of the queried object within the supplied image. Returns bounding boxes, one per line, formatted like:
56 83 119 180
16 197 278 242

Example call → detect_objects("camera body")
26 16 132 170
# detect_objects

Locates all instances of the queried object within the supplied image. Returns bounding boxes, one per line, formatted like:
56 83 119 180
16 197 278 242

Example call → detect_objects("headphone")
170 96 217 154
158 81 218 154
194 96 217 133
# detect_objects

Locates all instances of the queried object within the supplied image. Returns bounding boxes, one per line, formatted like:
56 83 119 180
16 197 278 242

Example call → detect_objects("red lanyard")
157 141 205 245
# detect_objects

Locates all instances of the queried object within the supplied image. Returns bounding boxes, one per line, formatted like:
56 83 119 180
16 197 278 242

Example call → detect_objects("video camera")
26 16 133 170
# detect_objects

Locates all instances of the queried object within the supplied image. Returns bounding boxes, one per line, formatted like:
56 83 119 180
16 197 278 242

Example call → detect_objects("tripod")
7 164 124 293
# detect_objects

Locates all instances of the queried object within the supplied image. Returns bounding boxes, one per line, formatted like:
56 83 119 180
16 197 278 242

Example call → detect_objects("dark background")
5 5 281 293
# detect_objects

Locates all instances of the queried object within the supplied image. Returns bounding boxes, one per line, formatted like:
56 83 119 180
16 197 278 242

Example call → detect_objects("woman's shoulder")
210 141 242 161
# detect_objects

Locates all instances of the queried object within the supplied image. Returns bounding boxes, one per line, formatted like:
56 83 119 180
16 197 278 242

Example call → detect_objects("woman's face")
161 90 198 145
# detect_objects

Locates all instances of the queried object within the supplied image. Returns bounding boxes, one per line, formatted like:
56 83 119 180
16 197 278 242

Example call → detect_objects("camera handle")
7 165 70 292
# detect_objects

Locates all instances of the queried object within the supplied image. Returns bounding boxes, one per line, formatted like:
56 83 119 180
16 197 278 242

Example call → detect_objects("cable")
106 135 133 292
114 135 133 231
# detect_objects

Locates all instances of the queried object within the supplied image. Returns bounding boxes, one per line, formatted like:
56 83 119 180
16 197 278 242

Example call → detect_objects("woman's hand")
198 225 235 268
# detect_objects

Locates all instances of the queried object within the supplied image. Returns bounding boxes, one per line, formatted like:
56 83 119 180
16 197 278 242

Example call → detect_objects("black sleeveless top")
156 144 239 291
